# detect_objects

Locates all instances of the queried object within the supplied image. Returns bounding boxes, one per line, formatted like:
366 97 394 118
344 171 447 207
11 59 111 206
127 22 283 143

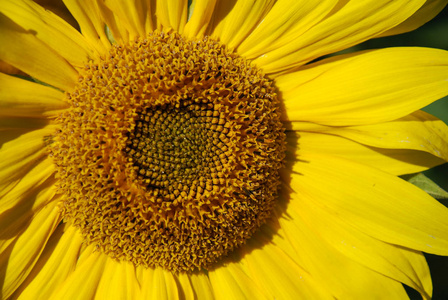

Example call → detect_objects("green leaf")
11 74 62 92
105 25 116 44
188 0 195 21
10 74 34 83
405 173 448 200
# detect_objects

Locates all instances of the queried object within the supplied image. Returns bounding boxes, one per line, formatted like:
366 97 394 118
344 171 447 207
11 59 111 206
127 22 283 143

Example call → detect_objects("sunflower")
1 0 448 299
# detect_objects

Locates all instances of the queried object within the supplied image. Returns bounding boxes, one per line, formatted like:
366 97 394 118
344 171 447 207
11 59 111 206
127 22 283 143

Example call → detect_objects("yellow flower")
1 0 448 299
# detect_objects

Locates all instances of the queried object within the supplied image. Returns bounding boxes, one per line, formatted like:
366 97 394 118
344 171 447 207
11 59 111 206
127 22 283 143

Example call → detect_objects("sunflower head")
50 30 286 272
2 0 448 299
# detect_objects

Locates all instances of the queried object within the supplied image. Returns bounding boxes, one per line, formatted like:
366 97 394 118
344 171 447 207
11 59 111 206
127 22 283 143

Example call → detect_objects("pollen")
50 31 285 272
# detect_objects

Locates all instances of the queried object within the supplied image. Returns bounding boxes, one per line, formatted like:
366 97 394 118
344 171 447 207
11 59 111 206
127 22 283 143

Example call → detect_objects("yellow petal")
0 126 52 167
0 202 61 299
399 247 433 299
176 273 195 300
208 262 270 300
237 0 337 59
156 0 188 33
289 154 448 255
95 0 131 43
241 236 334 299
62 0 111 53
98 0 156 43
0 178 57 257
0 158 55 216
0 73 67 117
0 0 95 68
139 268 189 300
138 267 155 299
289 131 445 175
0 15 78 91
209 0 275 50
95 259 140 300
0 127 55 197
13 225 83 300
284 189 432 299
272 200 411 299
183 0 217 38
254 0 425 73
188 273 215 299
150 268 179 300
103 0 152 39
48 247 108 300
0 117 51 131
291 110 448 161
278 47 448 125
0 59 21 74
380 0 448 37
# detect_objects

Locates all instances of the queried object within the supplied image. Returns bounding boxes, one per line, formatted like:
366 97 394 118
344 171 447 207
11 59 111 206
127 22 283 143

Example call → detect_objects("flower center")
50 31 285 272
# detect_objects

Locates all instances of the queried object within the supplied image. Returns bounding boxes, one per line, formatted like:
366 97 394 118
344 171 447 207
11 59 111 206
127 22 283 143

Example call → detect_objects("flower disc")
50 31 286 272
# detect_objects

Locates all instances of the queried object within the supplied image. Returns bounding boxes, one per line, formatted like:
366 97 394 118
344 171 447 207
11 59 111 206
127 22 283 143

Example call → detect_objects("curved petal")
278 47 448 126
62 0 111 53
0 127 55 197
156 0 188 33
271 201 411 299
209 0 275 50
183 0 217 39
102 0 154 39
283 189 432 299
98 0 135 44
379 0 448 37
288 154 448 255
0 158 55 217
289 131 445 175
137 267 154 299
48 247 108 300
0 178 57 258
150 268 179 300
240 235 335 299
95 259 140 300
208 262 270 300
175 273 195 300
237 0 337 59
137 267 211 299
0 73 67 117
0 0 96 68
254 0 425 73
290 110 448 161
0 14 78 91
0 202 61 299
0 117 50 132
13 225 83 300
187 273 214 299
